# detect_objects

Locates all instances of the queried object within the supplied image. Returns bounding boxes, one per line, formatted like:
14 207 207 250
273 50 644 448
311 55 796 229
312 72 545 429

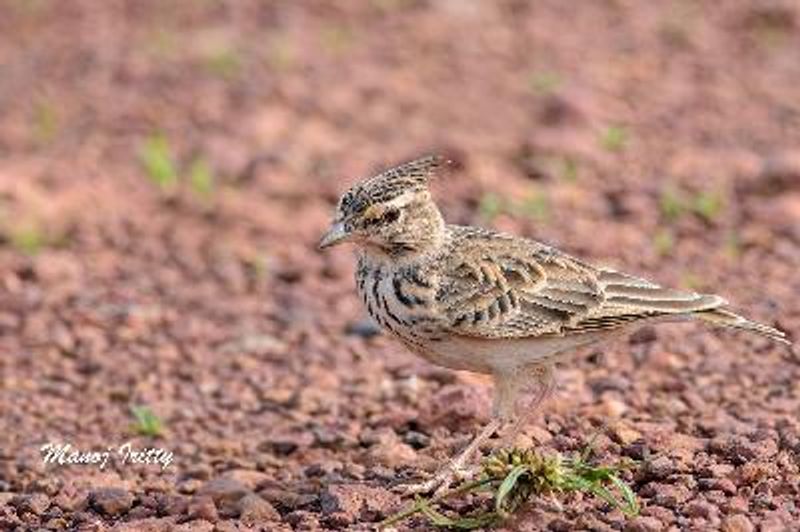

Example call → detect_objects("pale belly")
408 331 610 375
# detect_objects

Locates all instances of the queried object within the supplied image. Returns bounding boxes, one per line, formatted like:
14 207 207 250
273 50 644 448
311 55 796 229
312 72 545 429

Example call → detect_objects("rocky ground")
1 1 799 530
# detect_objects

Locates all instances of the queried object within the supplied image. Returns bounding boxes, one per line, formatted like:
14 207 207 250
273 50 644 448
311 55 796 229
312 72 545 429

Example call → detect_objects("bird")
318 155 790 495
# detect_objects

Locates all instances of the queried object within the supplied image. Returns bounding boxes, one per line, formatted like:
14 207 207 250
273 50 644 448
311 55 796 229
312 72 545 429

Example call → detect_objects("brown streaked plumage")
320 155 791 495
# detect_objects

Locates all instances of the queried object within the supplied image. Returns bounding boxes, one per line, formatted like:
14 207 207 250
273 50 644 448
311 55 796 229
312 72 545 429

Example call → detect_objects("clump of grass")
188 157 215 200
9 223 47 256
479 193 505 222
653 228 675 257
205 48 242 79
658 185 725 223
130 405 164 437
33 100 58 145
265 35 295 71
559 157 579 183
513 192 550 222
691 190 724 222
139 133 179 194
679 273 703 291
383 446 639 529
659 186 686 222
139 133 219 203
321 24 355 54
479 191 551 223
529 71 562 95
723 231 741 259
599 125 629 152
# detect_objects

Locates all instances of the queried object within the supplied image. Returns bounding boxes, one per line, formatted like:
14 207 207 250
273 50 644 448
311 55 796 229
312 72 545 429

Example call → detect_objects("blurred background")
1 1 798 530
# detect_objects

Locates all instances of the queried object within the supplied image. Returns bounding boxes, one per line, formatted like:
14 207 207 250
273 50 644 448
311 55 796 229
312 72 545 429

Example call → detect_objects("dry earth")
1 1 799 530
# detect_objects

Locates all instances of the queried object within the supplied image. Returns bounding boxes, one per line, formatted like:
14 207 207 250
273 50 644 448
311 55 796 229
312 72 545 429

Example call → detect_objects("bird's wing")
435 227 723 339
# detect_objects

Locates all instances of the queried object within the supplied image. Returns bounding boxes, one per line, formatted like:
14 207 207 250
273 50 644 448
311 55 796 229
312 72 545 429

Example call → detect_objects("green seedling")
205 48 242 79
265 36 295 71
33 100 58 144
559 156 579 183
479 193 505 222
692 190 724 222
653 228 675 257
529 71 562 95
659 185 725 223
680 273 702 291
130 405 164 437
140 133 179 193
658 186 687 222
188 157 215 200
382 446 639 529
321 24 355 54
599 125 629 152
513 192 550 222
9 224 46 256
723 231 741 259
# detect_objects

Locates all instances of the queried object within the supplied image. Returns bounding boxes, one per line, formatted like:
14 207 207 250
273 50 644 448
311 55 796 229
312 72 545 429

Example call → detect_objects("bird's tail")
598 269 791 345
694 308 791 345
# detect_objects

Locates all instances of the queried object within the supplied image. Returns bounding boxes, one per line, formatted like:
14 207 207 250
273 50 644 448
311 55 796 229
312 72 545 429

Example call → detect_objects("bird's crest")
339 155 447 216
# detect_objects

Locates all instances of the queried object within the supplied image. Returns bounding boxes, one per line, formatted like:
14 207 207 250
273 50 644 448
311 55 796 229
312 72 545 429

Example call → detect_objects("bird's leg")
494 364 555 448
399 364 555 496
400 417 503 496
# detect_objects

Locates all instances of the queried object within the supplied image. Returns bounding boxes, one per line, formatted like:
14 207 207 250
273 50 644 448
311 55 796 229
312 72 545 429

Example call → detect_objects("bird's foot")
396 463 479 498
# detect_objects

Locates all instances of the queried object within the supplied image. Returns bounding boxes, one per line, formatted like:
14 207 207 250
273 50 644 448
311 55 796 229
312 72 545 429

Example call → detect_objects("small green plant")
723 231 741 259
692 190 724 222
479 191 550 223
653 228 675 257
9 224 46 256
382 446 639 529
529 71 562 95
189 157 215 200
479 193 505 222
559 156 579 182
130 405 164 437
321 24 355 54
140 133 179 193
599 125 629 152
265 36 295 71
513 192 550 222
659 186 725 223
205 48 241 79
680 273 702 291
659 186 686 222
33 100 58 144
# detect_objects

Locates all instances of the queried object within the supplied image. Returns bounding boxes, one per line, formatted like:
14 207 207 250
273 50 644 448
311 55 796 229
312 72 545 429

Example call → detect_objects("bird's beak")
318 221 350 249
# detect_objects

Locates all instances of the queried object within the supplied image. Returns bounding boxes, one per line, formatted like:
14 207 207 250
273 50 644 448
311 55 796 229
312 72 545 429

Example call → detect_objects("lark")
319 155 790 494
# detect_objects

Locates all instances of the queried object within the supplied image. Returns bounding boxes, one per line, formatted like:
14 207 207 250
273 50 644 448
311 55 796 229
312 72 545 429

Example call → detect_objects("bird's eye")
380 208 400 224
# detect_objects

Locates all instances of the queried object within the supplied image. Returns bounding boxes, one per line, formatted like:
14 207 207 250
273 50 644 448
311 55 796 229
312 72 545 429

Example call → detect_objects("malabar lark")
319 155 790 494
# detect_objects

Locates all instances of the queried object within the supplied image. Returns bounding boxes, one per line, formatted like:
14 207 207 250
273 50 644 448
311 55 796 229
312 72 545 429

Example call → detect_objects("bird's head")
319 155 447 259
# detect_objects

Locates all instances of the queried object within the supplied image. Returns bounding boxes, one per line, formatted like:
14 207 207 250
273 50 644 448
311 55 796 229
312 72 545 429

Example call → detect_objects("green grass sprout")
653 228 675 257
189 157 215 200
140 133 179 193
33 100 58 144
478 193 504 222
692 190 724 222
381 446 639 529
658 186 686 222
529 71 563 95
130 405 164 437
513 192 550 222
8 223 46 256
600 125 629 152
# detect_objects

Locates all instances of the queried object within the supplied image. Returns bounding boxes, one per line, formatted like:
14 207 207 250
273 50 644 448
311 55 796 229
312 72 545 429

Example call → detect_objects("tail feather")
696 308 791 345
598 268 790 345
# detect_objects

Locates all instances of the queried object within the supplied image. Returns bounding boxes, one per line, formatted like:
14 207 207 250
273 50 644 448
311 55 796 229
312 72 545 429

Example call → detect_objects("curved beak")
318 221 350 249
